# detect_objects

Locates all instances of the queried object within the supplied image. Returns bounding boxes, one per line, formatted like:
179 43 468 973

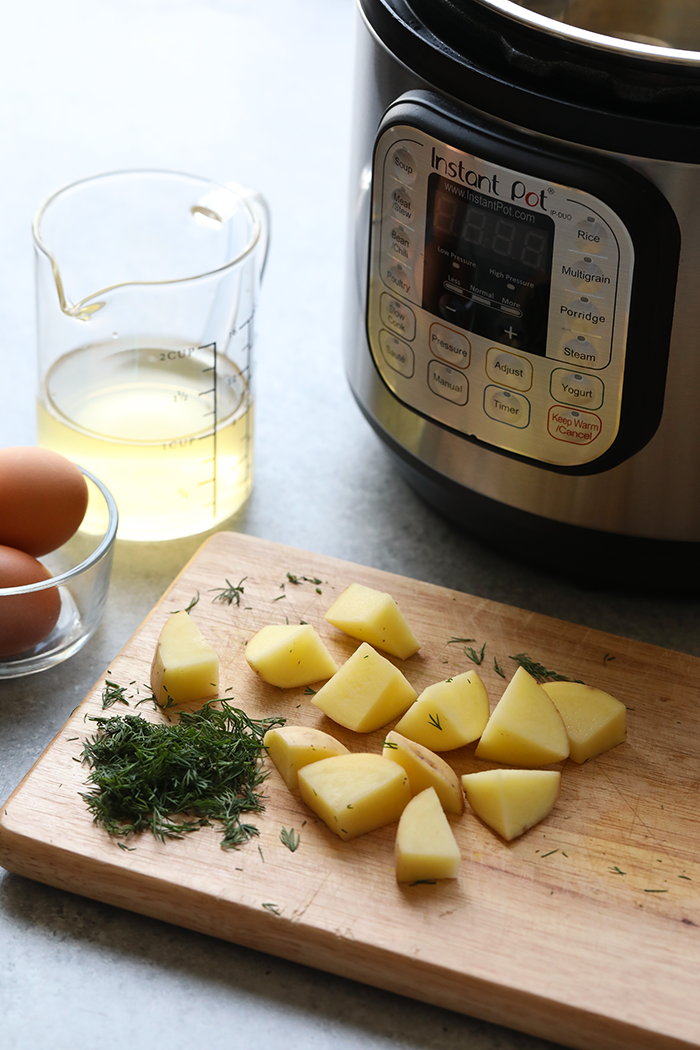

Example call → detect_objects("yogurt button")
550 369 604 410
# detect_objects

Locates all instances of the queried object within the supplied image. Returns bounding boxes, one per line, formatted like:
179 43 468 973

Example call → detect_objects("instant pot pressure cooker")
344 0 700 588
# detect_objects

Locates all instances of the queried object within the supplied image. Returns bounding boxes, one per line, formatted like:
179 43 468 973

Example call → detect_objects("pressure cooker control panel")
366 96 679 471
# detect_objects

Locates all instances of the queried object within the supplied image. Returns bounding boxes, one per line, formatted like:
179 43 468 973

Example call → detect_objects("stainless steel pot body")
344 0 700 547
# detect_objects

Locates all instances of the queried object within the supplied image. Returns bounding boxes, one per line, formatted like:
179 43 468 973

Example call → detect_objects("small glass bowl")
0 467 118 678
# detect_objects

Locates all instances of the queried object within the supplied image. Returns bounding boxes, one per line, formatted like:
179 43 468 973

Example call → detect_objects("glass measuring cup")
33 170 269 541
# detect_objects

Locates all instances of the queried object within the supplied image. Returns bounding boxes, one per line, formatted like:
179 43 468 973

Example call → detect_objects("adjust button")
486 348 532 392
483 386 530 429
550 369 604 411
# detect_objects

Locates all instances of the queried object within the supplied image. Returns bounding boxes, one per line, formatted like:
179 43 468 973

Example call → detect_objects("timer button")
483 386 530 429
379 330 415 378
550 369 604 411
486 349 532 392
390 147 418 186
574 216 608 254
428 360 469 405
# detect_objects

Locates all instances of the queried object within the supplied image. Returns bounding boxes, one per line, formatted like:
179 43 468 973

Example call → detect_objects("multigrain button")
380 293 416 341
548 405 602 445
563 255 610 294
379 330 415 378
486 348 532 391
483 386 530 429
550 369 604 410
390 147 417 186
427 361 468 405
429 323 471 369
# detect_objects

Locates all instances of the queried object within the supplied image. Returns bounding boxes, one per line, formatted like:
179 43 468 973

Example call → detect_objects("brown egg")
0 446 89 556
0 545 62 657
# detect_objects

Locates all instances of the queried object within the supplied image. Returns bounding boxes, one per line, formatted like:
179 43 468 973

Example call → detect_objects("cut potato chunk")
263 724 349 791
542 681 626 763
462 768 561 841
475 667 569 766
383 730 463 814
245 623 338 688
310 642 417 732
395 787 461 883
298 753 411 839
394 671 489 751
324 582 420 660
150 610 219 706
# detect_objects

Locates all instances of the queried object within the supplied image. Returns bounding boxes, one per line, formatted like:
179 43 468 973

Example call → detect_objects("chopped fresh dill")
493 657 506 679
304 686 317 695
285 572 322 587
540 848 558 858
603 652 615 665
509 653 583 684
280 827 300 852
409 879 437 886
644 888 668 893
101 679 130 709
262 902 280 914
210 577 247 606
428 713 442 731
464 642 486 665
383 740 398 749
79 701 285 849
610 865 626 875
183 592 200 613
679 874 692 880
447 637 475 645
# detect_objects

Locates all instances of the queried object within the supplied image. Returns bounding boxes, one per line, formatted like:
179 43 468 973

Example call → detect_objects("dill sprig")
464 642 486 665
101 679 131 709
210 577 247 606
509 653 583 684
280 826 300 852
79 701 285 849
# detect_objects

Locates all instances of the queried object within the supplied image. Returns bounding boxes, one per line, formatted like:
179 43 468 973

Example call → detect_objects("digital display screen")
423 174 554 355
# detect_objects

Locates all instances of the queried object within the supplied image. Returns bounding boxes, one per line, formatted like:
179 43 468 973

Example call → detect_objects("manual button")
486 348 532 391
427 361 468 405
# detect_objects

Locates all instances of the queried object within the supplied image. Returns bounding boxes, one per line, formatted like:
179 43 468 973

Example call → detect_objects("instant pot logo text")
431 149 548 211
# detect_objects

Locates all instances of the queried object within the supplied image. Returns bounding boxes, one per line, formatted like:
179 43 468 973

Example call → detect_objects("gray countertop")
1 2 698 1048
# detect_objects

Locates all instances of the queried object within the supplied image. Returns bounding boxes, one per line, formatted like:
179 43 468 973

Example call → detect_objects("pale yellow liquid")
37 342 253 541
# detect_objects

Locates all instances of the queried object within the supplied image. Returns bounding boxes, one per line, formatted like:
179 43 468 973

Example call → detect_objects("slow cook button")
548 405 602 445
550 369 604 411
379 330 415 378
483 386 530 428
390 147 418 186
485 348 532 391
429 323 471 369
427 360 469 405
380 292 416 341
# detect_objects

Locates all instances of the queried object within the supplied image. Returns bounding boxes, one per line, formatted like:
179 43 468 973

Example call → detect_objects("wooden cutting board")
1 531 698 1050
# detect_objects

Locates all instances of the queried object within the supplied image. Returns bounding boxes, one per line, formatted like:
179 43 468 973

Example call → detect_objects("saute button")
574 216 608 254
380 292 416 341
390 147 417 186
486 348 532 391
379 330 415 378
427 360 469 405
550 369 604 410
483 387 530 428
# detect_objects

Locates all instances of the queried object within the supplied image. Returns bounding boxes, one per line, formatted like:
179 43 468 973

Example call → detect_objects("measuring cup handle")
227 182 270 282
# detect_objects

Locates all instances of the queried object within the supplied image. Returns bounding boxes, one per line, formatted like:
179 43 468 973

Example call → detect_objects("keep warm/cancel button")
548 405 602 445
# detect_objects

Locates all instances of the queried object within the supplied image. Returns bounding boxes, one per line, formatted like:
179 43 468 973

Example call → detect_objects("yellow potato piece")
310 642 417 732
324 582 420 660
462 768 561 841
382 730 464 814
475 666 569 766
245 623 338 688
542 681 627 763
263 724 349 791
298 753 411 839
394 671 489 751
150 610 219 706
395 787 461 883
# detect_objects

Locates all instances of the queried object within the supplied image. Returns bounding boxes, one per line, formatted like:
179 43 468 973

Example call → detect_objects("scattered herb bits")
79 701 285 849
